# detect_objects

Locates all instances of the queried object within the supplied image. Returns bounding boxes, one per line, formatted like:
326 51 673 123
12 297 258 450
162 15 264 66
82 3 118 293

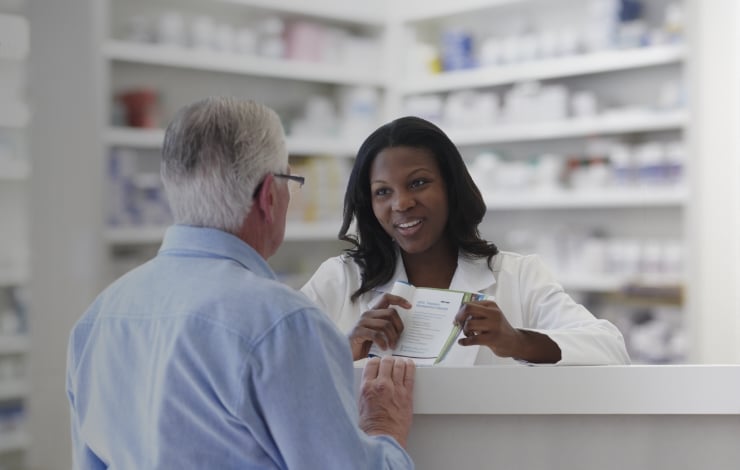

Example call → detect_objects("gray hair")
160 97 288 234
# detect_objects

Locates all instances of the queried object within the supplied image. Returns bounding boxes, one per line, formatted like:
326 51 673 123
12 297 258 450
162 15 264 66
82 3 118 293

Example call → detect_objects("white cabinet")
394 0 689 363
0 6 31 466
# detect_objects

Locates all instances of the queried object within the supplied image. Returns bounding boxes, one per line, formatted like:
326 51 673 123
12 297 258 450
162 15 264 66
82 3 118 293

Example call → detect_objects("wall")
685 0 740 363
27 0 105 468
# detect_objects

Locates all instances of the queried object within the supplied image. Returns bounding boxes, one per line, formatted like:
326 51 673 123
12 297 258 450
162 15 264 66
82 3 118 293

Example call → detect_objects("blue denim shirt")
67 225 413 469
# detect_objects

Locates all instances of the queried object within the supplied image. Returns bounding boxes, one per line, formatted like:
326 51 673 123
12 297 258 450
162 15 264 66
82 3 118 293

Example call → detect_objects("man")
66 97 415 469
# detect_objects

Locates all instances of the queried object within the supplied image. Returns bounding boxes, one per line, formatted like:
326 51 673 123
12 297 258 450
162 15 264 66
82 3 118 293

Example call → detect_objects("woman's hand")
348 294 411 361
454 300 561 363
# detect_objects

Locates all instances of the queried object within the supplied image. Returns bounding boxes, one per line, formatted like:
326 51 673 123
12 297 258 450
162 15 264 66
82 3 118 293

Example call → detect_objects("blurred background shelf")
0 430 30 454
484 187 687 210
0 102 30 129
402 45 684 94
0 381 28 402
397 0 526 23
448 111 687 145
0 336 29 355
217 0 388 26
105 221 343 245
0 160 31 181
105 126 359 156
103 41 385 86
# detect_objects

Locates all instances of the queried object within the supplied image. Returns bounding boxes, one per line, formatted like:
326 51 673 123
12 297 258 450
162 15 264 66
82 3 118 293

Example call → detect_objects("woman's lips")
394 219 423 237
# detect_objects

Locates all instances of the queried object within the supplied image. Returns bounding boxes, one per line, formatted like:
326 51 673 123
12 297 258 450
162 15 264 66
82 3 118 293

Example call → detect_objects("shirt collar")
158 224 277 280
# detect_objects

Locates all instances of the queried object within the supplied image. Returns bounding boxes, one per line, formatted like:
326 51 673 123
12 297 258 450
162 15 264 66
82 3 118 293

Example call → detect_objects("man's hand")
359 356 415 448
348 294 410 360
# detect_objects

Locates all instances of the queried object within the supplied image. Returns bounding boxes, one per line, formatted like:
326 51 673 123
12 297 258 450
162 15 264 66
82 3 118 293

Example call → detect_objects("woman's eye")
373 187 390 197
410 179 428 189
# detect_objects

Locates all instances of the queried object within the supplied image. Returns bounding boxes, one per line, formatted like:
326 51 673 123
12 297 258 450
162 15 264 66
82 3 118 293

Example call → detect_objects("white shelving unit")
0 7 31 467
98 0 693 361
101 0 383 284
394 0 690 363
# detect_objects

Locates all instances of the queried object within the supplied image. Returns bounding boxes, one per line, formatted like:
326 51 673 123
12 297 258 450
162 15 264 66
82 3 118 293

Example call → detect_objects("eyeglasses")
253 173 305 198
273 173 305 192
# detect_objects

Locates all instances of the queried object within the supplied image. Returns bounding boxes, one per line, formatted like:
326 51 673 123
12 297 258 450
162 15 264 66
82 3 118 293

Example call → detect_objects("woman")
301 116 629 365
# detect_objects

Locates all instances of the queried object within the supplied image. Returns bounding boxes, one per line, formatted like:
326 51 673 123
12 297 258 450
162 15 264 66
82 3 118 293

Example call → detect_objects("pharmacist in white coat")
301 116 629 366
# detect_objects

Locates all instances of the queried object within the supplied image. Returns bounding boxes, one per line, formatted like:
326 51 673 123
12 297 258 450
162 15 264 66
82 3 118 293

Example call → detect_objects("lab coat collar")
374 249 497 294
449 253 497 293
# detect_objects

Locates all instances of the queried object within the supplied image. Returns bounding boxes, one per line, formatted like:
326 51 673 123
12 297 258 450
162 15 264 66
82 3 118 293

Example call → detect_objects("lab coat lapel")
449 253 497 293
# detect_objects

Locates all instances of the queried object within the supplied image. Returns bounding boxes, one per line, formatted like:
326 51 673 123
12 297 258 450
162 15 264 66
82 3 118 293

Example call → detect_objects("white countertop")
354 365 740 415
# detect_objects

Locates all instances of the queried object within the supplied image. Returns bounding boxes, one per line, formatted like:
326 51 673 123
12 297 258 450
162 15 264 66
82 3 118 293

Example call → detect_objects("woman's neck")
402 241 458 289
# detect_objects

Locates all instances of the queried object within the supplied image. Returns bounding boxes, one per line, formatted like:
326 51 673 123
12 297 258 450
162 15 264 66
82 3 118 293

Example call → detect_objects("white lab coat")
301 250 630 365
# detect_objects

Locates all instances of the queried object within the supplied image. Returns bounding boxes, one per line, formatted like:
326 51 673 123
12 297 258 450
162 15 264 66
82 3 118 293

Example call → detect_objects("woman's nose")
392 191 415 211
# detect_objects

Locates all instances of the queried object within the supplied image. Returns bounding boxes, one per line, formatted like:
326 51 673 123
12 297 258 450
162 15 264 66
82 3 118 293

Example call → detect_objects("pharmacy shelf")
285 220 342 241
0 102 30 129
401 45 684 94
103 41 385 87
397 0 523 23
0 268 28 287
0 431 30 454
104 226 166 245
448 110 686 145
559 274 625 292
0 381 27 401
0 160 30 181
104 127 164 148
105 221 342 245
218 0 387 26
0 337 29 355
484 187 688 210
559 274 683 293
105 127 359 156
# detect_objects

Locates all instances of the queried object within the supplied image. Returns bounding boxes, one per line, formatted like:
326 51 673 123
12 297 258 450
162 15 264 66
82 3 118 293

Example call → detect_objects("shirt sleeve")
238 307 414 470
517 254 631 365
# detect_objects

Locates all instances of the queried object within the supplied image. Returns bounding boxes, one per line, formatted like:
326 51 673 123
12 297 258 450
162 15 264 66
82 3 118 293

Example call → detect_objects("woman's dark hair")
339 116 499 301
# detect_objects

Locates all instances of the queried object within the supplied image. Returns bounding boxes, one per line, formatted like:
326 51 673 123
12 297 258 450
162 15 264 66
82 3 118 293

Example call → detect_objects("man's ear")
254 174 276 224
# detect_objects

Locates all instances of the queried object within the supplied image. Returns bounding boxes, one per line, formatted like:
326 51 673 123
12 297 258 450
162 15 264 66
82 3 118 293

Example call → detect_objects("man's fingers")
389 358 416 387
403 359 415 387
363 357 381 380
391 357 406 385
378 355 395 378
